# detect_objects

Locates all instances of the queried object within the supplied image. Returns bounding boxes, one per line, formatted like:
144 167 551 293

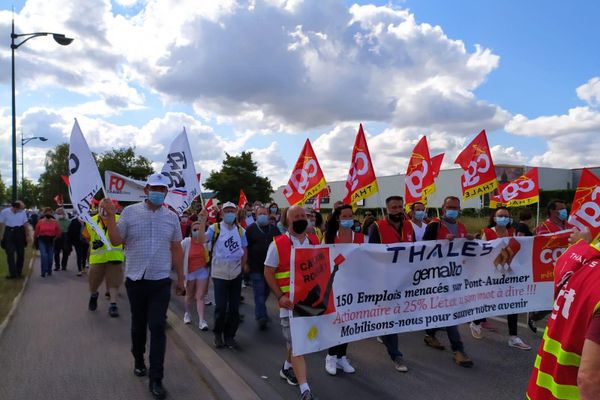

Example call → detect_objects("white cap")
222 201 237 210
146 173 169 187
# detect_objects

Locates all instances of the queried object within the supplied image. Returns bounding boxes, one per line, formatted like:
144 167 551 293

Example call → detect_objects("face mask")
44 214 53 219
353 226 362 233
308 220 315 227
340 219 354 229
148 191 166 206
223 213 236 224
257 214 269 226
414 210 426 221
191 230 199 238
292 219 308 234
558 209 568 221
494 216 510 227
270 207 278 214
445 209 459 220
388 213 404 222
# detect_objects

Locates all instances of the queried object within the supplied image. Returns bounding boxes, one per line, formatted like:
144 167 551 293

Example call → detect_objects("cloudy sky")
0 0 599 192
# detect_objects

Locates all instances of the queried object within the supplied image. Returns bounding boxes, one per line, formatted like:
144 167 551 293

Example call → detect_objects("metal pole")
21 130 24 200
11 17 17 202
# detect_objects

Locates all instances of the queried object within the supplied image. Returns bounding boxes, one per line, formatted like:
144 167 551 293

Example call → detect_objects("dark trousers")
426 326 464 352
3 228 26 277
125 278 171 380
213 274 242 339
38 238 54 276
73 241 89 271
328 343 348 357
250 272 270 321
53 233 71 269
382 334 403 360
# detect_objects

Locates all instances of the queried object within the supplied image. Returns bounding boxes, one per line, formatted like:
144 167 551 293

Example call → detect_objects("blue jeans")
38 238 54 276
382 334 403 360
250 272 270 321
426 326 464 352
213 274 242 339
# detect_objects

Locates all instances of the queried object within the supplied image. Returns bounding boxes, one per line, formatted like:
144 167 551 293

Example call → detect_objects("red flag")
238 189 249 208
342 124 379 206
569 168 600 243
54 194 63 205
196 172 202 182
61 175 70 187
431 153 444 179
493 168 539 207
405 136 435 208
205 198 217 224
454 130 498 200
283 139 327 206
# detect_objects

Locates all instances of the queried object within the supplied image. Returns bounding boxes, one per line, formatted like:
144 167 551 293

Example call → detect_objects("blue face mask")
494 216 510 227
415 210 426 221
340 219 354 229
191 230 199 238
445 209 459 220
558 209 568 221
223 213 236 224
148 191 166 206
270 207 278 214
257 214 269 226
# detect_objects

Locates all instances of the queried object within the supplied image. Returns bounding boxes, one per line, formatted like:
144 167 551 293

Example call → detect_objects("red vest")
526 240 600 400
334 232 365 244
373 219 414 244
535 219 573 235
431 218 467 240
274 233 319 294
482 227 514 240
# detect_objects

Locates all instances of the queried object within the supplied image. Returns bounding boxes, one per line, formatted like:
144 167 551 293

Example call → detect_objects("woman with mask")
34 207 61 277
469 207 531 350
269 202 281 222
323 205 366 376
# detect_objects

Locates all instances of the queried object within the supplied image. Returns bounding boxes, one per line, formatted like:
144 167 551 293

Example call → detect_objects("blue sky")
0 0 598 190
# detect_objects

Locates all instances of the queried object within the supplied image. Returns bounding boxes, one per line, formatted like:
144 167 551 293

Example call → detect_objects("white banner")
161 128 201 214
68 119 111 248
289 232 570 356
104 170 147 202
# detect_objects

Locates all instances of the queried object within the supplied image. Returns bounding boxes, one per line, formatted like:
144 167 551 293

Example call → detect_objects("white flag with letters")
161 128 201 214
105 170 147 202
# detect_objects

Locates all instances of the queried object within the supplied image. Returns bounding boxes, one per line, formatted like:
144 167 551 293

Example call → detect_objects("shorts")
186 267 210 281
89 262 124 292
281 317 291 349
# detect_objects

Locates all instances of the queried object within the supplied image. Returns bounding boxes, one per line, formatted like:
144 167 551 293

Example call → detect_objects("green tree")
204 151 273 203
96 147 154 181
37 143 70 208
0 172 7 205
19 178 41 208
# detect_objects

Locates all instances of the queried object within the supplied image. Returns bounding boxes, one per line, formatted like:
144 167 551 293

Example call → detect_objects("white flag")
105 170 147 202
161 128 201 214
68 119 111 248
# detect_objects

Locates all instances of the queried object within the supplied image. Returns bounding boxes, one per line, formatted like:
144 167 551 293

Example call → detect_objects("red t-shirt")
586 312 600 345
187 240 207 274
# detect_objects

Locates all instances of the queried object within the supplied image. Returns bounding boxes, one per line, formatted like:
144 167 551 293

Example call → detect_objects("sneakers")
453 351 474 368
204 300 213 306
508 336 531 350
108 304 119 318
279 365 299 386
76 271 82 277
183 312 192 324
214 334 225 348
301 389 316 400
393 356 408 372
325 355 337 375
199 320 209 331
480 320 497 332
88 293 98 311
424 334 445 350
469 322 482 339
336 356 356 373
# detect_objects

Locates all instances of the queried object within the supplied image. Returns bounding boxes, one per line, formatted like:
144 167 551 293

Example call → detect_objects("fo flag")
105 170 146 202
491 168 540 208
568 168 600 243
454 130 498 200
68 119 111 248
161 128 201 214
284 139 327 206
342 124 379 207
238 189 248 208
405 136 435 209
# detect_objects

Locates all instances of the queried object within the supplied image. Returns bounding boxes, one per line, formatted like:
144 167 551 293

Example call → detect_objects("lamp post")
20 132 48 199
11 17 73 202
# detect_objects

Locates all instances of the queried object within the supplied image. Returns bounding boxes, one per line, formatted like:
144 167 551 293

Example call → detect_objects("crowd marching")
1 173 599 400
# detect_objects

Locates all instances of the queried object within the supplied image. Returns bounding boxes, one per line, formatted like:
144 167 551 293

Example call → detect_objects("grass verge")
0 247 35 324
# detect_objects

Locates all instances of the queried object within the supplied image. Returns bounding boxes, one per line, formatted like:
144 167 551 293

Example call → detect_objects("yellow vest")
86 215 124 265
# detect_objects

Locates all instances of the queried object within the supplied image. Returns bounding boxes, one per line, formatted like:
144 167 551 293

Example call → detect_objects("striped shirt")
117 202 182 281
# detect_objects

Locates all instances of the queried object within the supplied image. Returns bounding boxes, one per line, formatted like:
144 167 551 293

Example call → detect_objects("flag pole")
536 201 540 227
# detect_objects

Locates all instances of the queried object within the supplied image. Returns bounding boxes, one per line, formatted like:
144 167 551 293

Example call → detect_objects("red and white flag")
205 198 217 224
238 189 249 208
54 194 63 205
342 124 379 207
568 168 600 243
405 136 435 208
454 130 498 200
430 153 444 179
283 139 327 206
491 168 539 208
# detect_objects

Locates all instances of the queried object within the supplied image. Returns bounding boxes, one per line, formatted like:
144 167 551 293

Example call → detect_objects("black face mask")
44 214 53 219
388 213 404 222
292 219 308 234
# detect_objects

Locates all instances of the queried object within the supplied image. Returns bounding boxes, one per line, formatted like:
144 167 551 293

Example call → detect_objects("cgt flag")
568 168 600 243
204 198 217 224
405 136 435 209
491 168 540 208
454 130 498 200
238 189 248 209
284 139 327 206
342 124 379 207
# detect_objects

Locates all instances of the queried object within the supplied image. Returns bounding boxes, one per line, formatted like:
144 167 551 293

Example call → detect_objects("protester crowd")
1 177 598 400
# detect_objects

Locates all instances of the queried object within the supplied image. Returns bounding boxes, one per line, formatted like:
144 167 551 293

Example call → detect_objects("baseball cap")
222 201 237 210
146 173 169 188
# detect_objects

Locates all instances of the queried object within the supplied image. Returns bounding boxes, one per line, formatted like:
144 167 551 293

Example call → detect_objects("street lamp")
20 132 48 199
10 17 73 202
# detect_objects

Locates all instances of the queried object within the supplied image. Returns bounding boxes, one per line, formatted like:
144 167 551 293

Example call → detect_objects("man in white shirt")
409 202 428 241
0 201 29 279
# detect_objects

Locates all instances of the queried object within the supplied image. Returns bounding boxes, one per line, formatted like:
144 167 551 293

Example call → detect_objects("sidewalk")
0 256 217 400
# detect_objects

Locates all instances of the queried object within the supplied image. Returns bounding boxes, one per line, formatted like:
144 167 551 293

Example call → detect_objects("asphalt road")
170 279 542 400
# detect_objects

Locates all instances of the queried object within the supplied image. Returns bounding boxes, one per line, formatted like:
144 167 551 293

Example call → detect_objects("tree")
96 147 154 181
37 143 70 208
204 151 273 203
19 178 41 208
0 172 7 205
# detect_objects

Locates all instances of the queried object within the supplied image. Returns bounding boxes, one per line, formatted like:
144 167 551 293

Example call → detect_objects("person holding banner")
422 196 474 367
100 173 185 400
264 205 320 400
323 205 365 376
368 195 413 372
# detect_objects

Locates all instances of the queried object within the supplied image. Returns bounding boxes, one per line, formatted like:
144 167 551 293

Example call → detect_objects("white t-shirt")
411 220 428 242
265 233 314 318
0 208 28 228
